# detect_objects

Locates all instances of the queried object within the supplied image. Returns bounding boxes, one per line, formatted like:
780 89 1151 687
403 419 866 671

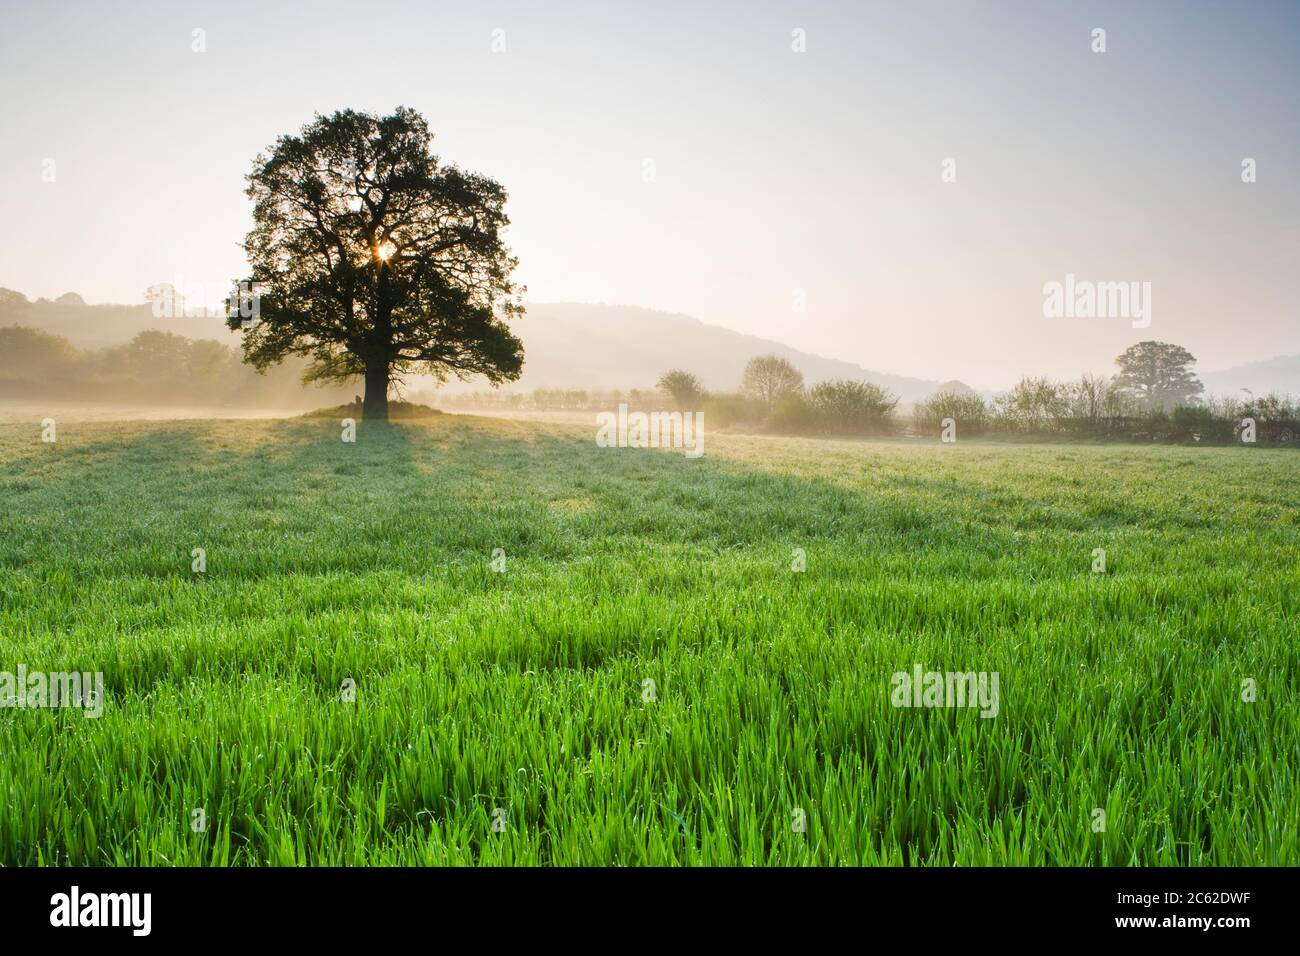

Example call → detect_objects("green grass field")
0 416 1296 865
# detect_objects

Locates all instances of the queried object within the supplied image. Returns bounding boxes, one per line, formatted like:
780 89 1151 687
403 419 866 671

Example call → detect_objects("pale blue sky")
1 0 1296 385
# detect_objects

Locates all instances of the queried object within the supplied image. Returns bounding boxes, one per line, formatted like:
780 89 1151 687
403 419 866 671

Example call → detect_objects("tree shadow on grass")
4 416 1265 580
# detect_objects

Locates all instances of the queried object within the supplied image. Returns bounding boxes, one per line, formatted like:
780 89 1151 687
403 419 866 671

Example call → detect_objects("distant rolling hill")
1199 355 1300 398
504 303 946 402
0 295 234 349
1 294 949 402
9 292 1289 403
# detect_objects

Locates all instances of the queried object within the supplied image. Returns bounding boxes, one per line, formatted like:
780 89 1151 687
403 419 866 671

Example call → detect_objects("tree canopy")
656 369 706 408
1113 341 1203 411
228 107 525 419
741 355 804 407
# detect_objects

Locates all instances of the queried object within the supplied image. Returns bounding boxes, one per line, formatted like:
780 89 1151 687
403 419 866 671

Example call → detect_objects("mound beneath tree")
301 400 443 420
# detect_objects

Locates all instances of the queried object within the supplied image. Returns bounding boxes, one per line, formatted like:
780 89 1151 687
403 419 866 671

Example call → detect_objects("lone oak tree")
229 107 524 420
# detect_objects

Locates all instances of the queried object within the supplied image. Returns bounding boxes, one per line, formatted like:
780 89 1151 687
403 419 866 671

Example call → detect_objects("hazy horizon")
2 292 1293 397
2 0 1297 389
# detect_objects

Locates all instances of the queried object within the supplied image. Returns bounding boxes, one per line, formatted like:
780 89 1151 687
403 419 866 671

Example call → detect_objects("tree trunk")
362 362 390 421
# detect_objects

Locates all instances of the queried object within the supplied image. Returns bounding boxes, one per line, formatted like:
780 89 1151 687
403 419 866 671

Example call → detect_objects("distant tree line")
0 325 354 408
914 343 1297 443
914 378 1298 443
648 342 1297 444
416 340 1297 446
655 356 899 436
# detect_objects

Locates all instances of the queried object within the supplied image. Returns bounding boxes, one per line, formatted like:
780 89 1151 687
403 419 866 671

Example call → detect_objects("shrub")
806 380 897 435
741 355 804 408
993 377 1068 432
656 369 705 409
1172 405 1214 426
766 392 815 432
914 391 989 436
702 392 764 429
0 325 80 381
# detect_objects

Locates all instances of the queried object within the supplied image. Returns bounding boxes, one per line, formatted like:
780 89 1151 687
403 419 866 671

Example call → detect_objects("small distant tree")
933 379 976 396
0 288 29 316
741 355 803 407
124 330 194 377
807 380 897 435
187 339 235 385
657 369 705 409
995 376 1068 431
914 390 989 436
0 325 78 380
1113 341 1203 412
1066 373 1109 425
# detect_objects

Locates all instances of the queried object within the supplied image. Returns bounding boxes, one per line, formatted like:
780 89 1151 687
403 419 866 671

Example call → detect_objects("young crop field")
0 416 1296 865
